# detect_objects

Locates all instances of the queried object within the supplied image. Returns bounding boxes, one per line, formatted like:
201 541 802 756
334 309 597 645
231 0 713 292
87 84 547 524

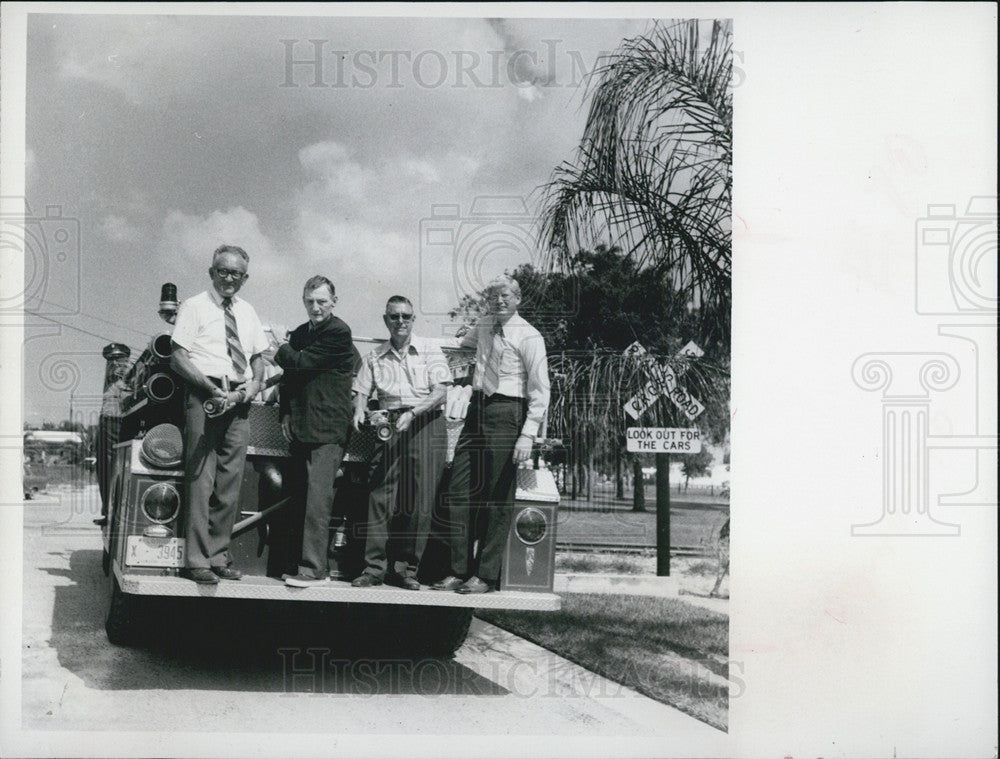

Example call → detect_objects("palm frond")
539 19 733 344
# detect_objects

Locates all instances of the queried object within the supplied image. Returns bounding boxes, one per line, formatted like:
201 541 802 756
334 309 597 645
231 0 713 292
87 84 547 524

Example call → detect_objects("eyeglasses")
213 268 247 281
386 313 414 322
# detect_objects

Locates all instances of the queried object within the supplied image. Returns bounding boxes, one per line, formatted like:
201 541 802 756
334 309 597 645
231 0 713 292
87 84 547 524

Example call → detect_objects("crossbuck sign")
622 342 706 421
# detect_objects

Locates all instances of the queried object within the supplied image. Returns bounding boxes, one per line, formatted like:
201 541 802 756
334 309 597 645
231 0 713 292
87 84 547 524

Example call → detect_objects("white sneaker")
284 573 329 588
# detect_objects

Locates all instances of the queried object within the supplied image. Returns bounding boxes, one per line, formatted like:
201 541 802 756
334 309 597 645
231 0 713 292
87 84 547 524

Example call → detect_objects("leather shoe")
211 566 242 581
351 573 383 587
456 576 492 594
430 575 464 591
386 573 421 591
181 568 219 585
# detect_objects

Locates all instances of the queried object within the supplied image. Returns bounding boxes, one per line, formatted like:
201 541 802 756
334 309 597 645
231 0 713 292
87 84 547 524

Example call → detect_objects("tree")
680 447 713 490
449 249 729 508
539 19 733 352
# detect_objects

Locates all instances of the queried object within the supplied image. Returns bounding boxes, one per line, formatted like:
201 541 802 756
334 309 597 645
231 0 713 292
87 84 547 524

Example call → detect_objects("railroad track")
556 540 712 557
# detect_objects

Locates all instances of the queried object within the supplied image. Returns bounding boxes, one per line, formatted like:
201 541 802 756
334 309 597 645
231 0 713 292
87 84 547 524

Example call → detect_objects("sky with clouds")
23 12 653 423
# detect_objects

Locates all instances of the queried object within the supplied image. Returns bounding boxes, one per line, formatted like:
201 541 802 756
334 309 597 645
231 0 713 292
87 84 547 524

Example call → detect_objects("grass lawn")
556 505 728 550
477 593 730 731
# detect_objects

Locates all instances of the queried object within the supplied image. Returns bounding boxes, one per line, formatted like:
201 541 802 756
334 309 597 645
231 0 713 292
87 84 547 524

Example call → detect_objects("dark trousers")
97 414 121 515
447 393 526 584
289 440 345 580
183 389 250 569
363 410 446 579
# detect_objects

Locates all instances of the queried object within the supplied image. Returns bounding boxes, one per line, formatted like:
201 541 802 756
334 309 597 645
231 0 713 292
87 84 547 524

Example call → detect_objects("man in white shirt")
432 276 550 594
351 295 452 589
170 245 269 584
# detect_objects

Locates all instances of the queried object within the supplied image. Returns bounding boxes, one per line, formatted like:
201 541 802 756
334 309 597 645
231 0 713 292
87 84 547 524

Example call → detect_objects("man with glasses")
276 276 359 587
170 245 269 584
351 296 452 589
432 275 549 594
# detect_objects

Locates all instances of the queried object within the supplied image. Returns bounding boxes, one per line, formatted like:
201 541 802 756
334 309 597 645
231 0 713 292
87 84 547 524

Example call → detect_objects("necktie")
481 321 504 395
222 297 247 378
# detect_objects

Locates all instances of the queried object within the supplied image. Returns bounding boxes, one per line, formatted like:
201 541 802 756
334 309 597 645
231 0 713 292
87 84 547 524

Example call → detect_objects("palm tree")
539 19 733 347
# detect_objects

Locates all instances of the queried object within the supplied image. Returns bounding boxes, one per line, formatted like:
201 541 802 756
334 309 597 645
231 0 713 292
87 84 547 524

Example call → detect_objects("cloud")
99 214 142 244
516 85 544 103
159 206 282 274
32 14 650 341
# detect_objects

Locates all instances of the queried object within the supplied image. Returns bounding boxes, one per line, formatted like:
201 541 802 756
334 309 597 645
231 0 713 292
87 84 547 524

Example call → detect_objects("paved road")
15 490 725 751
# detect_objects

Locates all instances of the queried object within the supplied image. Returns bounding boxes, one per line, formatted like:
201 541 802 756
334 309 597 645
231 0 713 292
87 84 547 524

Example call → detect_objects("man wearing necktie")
432 275 550 594
170 245 269 584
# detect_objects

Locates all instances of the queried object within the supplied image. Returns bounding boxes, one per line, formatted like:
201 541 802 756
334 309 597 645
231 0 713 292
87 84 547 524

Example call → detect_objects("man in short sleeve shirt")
170 245 269 584
351 296 452 589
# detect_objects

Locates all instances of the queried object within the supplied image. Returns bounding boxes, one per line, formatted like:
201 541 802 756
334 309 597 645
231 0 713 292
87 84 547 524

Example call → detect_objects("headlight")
140 482 181 524
139 423 183 469
514 507 547 545
143 373 177 404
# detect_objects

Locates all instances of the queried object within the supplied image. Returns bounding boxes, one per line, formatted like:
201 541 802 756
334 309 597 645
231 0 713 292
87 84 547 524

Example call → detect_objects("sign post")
656 453 670 576
620 341 707 580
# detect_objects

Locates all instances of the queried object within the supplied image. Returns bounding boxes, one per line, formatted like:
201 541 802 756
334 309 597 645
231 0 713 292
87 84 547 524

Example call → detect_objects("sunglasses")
386 313 414 322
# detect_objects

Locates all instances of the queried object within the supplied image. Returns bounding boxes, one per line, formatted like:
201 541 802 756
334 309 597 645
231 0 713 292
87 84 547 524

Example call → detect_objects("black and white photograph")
1 3 995 758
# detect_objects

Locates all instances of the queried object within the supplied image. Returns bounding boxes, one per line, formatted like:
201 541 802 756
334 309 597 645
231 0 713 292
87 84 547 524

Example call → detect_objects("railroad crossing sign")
677 340 704 358
625 427 702 453
622 341 706 421
623 340 648 357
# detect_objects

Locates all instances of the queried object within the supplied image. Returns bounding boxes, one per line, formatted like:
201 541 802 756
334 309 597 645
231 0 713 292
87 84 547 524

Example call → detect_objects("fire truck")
99 286 560 656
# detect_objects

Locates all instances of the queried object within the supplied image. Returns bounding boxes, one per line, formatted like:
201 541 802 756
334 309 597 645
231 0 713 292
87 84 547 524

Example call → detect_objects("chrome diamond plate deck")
116 566 560 610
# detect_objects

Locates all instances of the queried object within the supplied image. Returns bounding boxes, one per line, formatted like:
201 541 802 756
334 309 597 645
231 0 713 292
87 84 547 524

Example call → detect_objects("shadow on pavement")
45 549 505 696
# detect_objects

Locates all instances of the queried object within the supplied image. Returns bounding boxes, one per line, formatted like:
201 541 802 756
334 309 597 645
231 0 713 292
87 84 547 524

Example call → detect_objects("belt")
207 376 246 389
385 407 442 419
474 391 525 403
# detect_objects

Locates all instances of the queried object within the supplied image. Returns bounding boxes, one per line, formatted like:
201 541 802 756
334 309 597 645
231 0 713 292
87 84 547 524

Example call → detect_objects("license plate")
125 536 185 567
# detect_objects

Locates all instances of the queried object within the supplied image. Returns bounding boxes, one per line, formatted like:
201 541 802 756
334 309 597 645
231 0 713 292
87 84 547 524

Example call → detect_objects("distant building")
23 430 87 464
24 430 86 446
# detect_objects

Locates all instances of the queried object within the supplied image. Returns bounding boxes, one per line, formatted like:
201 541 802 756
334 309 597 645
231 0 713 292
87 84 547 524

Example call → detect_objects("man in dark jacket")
275 275 357 587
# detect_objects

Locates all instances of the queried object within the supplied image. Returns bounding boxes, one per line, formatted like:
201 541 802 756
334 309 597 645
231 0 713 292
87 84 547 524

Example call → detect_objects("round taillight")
140 482 180 524
514 507 547 545
139 424 183 469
